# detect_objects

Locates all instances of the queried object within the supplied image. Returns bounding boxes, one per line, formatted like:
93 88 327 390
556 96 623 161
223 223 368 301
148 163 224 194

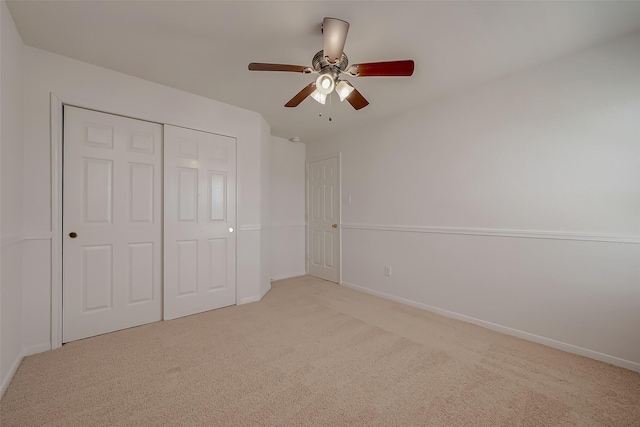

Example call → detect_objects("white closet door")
163 125 237 320
63 106 162 342
308 156 340 282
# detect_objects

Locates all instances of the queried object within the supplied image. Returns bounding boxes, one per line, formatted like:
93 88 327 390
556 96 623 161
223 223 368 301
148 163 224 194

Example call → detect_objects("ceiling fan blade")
346 60 415 77
248 63 313 73
344 83 369 110
285 82 316 107
323 17 350 64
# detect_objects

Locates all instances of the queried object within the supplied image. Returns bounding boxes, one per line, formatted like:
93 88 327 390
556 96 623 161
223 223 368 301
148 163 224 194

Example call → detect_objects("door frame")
305 153 342 284
51 94 63 349
50 94 239 349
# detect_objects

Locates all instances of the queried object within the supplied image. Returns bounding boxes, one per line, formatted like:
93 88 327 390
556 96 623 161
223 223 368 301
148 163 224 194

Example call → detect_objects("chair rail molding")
0 232 53 247
1 233 24 248
270 222 306 228
341 223 640 244
239 224 266 231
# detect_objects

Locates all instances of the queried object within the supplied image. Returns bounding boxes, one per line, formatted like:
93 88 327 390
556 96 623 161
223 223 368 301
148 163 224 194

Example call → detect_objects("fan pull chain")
318 94 333 122
329 93 333 122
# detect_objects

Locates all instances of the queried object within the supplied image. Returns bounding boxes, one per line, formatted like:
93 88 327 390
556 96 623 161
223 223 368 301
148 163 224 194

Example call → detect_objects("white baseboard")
238 295 259 304
341 281 640 373
271 272 307 281
23 342 52 356
0 351 24 400
260 283 272 299
238 283 272 305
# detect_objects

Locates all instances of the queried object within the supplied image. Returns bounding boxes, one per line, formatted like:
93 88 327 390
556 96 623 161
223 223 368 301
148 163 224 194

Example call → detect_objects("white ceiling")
8 1 640 143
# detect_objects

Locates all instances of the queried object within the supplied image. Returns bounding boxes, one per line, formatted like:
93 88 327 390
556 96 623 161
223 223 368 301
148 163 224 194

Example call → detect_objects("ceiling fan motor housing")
312 50 349 74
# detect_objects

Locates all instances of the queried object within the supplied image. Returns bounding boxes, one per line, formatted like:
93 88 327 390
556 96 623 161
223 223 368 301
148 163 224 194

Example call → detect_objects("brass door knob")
69 232 78 238
332 224 338 229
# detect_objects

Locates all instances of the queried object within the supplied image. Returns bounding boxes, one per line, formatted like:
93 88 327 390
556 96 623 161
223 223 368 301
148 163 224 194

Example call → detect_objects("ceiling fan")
248 17 414 110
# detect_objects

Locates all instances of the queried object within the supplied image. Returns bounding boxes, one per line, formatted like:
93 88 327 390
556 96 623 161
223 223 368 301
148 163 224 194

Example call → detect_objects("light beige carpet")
2 276 639 426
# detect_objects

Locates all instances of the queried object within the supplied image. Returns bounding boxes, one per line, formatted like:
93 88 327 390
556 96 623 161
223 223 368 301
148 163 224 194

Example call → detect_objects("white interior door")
63 106 162 343
163 125 237 320
308 156 340 282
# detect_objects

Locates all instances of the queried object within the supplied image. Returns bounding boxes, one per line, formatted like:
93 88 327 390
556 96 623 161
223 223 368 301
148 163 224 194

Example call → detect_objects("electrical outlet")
384 266 392 276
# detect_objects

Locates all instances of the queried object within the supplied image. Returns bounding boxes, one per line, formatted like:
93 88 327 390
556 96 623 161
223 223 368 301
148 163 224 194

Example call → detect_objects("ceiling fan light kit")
316 74 335 95
311 90 327 105
248 17 415 111
336 80 355 101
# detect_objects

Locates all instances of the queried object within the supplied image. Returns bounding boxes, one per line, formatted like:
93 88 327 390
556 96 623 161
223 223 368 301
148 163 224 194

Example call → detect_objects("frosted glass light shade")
311 90 327 105
315 74 335 95
336 80 355 101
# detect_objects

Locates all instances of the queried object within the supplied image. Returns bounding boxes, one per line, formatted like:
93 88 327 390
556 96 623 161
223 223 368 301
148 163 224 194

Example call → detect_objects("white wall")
0 0 3 396
306 32 640 371
1 0 4 397
259 118 272 297
21 45 270 353
0 0 24 396
236 117 272 304
270 136 306 280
